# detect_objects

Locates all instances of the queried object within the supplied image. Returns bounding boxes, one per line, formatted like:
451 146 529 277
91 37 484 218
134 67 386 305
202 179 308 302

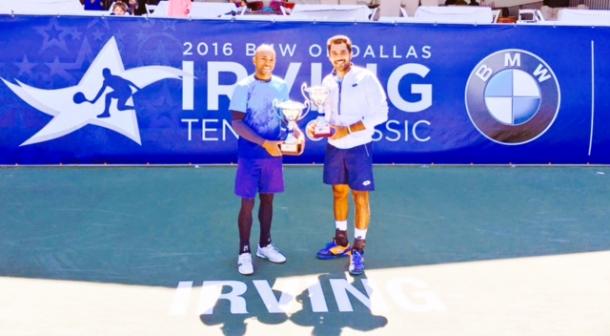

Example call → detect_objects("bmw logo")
465 49 561 145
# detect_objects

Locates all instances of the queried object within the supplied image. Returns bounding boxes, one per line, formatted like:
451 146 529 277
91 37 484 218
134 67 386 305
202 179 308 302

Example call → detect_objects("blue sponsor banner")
0 15 609 164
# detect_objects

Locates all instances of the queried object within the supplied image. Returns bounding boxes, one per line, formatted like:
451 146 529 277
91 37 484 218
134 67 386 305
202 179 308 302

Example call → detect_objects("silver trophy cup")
274 99 309 155
301 83 331 137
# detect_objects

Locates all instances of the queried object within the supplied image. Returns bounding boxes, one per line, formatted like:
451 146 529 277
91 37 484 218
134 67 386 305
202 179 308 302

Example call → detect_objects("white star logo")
1 37 188 146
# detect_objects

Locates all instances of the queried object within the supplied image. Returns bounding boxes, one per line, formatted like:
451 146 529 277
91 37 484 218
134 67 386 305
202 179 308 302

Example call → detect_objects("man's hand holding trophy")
273 82 333 155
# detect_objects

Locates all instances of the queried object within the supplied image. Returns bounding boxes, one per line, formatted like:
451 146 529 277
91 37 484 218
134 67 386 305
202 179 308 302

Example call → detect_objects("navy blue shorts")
323 143 374 191
235 157 284 199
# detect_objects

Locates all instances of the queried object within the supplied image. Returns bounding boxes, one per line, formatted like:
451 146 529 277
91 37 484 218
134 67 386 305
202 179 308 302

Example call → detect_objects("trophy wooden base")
310 118 334 138
313 124 334 138
280 142 304 156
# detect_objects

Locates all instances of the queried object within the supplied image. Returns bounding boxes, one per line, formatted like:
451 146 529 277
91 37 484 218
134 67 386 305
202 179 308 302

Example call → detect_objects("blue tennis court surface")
1 166 609 335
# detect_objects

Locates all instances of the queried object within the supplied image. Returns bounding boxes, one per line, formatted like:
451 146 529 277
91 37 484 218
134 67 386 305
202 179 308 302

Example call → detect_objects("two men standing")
230 35 388 276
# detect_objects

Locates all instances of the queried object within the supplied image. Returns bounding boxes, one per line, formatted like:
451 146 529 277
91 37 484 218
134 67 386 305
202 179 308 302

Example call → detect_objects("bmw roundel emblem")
465 49 561 145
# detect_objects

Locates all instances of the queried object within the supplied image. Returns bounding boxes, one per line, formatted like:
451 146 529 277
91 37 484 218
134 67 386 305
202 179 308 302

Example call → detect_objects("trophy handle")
272 98 282 119
300 100 311 120
301 82 309 102
273 98 290 127
300 82 313 119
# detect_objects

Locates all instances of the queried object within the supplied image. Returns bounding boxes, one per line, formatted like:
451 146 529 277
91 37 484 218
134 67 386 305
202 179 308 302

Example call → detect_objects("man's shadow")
198 268 387 336
199 276 289 336
290 272 388 336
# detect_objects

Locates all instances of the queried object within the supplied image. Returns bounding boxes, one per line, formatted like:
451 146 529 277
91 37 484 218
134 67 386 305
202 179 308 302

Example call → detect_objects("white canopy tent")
288 4 373 21
0 0 87 15
379 6 496 24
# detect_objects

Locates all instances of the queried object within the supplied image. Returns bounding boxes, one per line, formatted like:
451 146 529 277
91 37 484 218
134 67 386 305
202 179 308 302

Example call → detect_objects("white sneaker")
237 253 254 275
256 244 286 264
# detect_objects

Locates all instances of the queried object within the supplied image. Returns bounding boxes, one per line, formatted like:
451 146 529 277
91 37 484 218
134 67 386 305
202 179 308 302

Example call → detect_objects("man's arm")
330 120 365 140
331 72 388 140
232 111 282 157
89 82 108 104
128 80 141 91
360 71 389 129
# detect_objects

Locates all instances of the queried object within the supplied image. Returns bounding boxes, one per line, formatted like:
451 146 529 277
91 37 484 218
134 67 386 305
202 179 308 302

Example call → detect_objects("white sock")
354 228 367 240
335 220 348 231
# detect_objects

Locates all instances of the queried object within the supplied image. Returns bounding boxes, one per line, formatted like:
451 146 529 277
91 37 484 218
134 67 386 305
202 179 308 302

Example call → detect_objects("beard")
333 59 351 73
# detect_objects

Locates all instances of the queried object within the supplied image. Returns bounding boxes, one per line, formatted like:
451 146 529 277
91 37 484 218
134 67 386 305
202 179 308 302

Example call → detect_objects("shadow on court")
1 166 609 335
199 272 388 335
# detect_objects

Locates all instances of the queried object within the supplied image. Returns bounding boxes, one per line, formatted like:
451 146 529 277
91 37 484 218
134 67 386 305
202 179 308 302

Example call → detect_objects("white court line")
588 40 596 157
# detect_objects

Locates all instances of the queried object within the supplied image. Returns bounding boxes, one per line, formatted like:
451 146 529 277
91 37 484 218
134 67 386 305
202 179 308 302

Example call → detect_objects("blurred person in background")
168 0 191 17
229 0 248 7
111 0 129 14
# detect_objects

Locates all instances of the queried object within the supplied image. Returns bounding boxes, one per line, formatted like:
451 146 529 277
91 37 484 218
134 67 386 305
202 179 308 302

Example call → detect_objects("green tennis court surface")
1 166 609 335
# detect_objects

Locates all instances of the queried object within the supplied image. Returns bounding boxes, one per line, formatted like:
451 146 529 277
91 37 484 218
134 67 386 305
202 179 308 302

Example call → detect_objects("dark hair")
326 35 352 53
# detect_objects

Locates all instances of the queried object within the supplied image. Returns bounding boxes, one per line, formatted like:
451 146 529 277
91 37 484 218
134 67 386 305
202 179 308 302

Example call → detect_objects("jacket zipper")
337 79 343 116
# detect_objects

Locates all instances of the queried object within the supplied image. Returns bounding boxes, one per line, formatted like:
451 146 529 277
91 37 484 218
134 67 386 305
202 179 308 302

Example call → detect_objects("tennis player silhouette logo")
73 68 141 118
1 37 191 146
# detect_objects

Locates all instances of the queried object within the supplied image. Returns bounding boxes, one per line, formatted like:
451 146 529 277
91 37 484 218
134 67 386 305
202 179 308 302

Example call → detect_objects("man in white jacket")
310 34 389 275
